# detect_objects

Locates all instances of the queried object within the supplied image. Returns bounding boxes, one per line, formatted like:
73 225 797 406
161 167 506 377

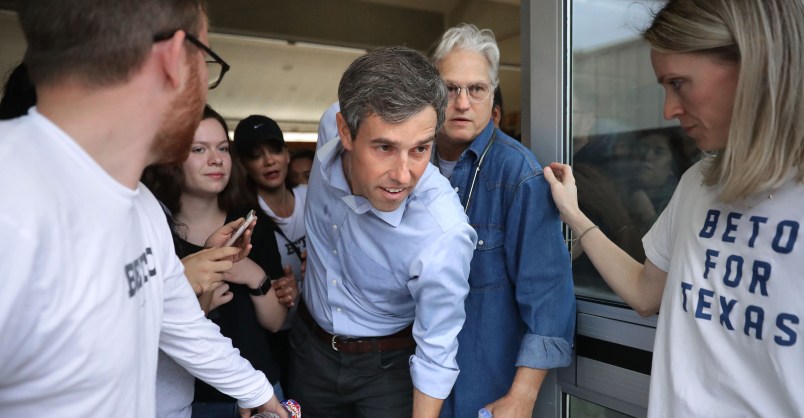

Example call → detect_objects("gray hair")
431 23 500 88
643 0 804 202
338 46 447 138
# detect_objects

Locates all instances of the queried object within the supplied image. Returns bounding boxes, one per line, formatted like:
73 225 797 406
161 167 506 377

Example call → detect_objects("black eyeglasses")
153 30 230 89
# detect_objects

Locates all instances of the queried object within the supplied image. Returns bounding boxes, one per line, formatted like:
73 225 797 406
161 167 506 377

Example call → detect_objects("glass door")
570 0 697 305
557 2 687 417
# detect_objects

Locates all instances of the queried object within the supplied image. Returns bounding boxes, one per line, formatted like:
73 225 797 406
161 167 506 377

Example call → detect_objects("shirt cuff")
235 380 274 410
515 334 573 369
409 355 459 399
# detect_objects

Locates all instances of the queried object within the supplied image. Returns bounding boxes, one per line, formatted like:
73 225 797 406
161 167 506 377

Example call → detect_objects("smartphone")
224 210 256 247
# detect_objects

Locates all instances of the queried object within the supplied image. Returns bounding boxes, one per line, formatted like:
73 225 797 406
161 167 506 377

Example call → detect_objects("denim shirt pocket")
469 225 506 289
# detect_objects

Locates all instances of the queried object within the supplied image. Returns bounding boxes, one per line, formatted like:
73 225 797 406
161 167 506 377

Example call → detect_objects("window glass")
567 395 634 418
571 0 700 304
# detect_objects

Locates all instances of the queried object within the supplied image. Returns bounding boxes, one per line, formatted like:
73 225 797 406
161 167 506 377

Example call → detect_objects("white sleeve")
643 168 691 272
157 249 273 409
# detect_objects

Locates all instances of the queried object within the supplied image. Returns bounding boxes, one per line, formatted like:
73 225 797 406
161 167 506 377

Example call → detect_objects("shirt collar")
433 120 496 165
318 136 409 227
465 121 497 159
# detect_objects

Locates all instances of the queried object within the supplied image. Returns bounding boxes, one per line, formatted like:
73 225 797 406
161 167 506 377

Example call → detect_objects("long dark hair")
142 105 270 227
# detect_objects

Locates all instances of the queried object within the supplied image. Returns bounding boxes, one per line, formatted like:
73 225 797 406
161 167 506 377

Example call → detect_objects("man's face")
436 49 494 154
339 109 436 212
152 20 209 164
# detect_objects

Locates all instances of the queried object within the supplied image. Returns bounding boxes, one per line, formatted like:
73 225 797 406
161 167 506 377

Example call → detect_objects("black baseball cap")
234 115 286 156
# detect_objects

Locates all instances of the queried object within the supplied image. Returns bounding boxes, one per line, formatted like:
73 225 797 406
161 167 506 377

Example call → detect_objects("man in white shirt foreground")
0 1 287 417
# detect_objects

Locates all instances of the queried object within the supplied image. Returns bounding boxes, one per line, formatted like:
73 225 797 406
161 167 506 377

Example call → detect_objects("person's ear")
336 112 354 151
491 105 502 128
152 30 187 91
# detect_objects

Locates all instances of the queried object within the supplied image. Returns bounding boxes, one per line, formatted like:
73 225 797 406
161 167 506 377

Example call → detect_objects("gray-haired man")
288 46 477 418
431 24 575 418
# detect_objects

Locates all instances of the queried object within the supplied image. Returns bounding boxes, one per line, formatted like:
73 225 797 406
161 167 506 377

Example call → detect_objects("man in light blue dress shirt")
287 46 477 418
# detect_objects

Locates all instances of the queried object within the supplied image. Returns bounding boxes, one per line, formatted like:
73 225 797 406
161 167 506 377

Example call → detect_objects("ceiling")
0 0 522 141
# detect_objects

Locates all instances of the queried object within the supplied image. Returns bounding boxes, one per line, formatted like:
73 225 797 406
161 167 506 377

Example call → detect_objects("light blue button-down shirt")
303 137 477 399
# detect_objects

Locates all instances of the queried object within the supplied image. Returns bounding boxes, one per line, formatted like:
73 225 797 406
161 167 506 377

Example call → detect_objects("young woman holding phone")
144 105 297 418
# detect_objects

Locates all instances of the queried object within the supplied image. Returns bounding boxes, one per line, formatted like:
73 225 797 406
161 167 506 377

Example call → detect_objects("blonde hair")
643 0 804 202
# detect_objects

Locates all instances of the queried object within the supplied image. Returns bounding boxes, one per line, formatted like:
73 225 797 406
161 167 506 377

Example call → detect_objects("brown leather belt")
299 303 415 354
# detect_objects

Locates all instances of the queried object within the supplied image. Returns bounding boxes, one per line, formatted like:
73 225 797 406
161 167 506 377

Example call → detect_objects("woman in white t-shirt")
234 115 307 289
233 114 307 394
545 0 804 417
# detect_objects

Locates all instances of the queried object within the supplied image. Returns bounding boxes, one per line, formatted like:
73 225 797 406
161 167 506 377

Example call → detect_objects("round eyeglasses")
445 82 492 103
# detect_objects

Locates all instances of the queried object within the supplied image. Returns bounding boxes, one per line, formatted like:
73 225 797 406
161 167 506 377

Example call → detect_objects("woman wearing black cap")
234 114 307 394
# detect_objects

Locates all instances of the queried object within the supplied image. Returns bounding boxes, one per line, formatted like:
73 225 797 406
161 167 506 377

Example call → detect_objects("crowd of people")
1 1 802 418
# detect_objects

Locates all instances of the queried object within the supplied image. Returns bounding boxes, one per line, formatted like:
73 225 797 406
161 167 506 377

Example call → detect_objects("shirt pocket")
469 225 507 289
342 238 410 312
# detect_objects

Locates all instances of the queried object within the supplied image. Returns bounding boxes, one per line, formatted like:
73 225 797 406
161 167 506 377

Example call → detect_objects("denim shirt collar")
317 136 407 227
433 120 496 167
463 121 497 164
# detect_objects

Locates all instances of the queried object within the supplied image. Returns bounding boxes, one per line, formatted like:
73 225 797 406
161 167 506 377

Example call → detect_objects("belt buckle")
331 334 340 352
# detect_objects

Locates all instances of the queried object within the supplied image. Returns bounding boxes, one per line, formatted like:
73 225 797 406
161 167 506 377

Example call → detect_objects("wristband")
565 224 600 246
248 275 272 296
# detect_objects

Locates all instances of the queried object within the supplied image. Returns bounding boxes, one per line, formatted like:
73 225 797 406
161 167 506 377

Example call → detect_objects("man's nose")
389 155 411 184
453 88 471 110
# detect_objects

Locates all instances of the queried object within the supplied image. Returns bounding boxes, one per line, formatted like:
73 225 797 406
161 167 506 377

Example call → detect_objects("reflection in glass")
570 0 699 304
567 395 634 418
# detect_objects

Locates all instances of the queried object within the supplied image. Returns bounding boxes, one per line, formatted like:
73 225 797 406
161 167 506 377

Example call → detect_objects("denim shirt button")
478 239 484 247
454 187 459 192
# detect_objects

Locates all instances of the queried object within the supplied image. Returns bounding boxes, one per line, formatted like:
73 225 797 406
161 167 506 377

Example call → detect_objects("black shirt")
170 208 284 402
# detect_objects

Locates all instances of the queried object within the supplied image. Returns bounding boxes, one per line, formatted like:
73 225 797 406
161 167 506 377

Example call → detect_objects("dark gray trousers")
286 313 414 418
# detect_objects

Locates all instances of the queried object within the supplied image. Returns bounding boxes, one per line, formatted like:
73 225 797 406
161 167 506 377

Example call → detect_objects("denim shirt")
303 138 477 399
437 122 576 417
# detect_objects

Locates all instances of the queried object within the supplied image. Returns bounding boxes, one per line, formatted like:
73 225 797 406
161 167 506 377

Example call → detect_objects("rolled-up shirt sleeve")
508 174 576 369
407 222 477 399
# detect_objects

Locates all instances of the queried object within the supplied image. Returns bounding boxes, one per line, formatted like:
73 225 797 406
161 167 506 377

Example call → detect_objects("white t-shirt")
259 185 308 285
644 161 804 417
0 110 272 418
436 155 458 179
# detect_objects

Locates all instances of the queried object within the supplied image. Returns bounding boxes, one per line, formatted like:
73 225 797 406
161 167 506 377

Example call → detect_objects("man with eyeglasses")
431 24 576 418
0 1 287 417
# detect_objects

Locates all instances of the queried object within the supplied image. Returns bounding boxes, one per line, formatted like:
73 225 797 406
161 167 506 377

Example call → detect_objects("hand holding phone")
224 210 256 247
